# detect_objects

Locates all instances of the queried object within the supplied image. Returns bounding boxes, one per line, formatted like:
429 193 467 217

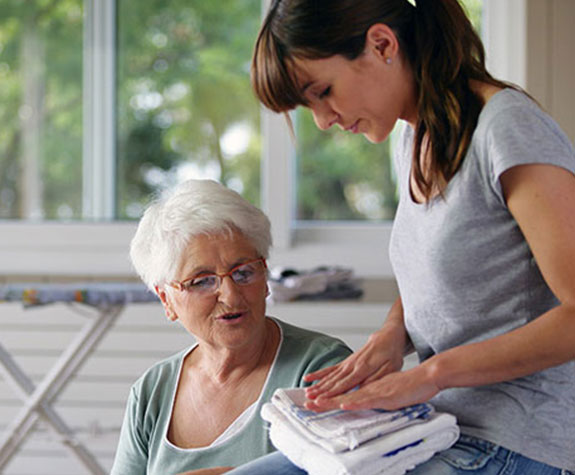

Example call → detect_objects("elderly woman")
110 179 352 475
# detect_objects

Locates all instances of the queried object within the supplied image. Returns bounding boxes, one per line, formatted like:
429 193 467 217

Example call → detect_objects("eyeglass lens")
186 260 264 293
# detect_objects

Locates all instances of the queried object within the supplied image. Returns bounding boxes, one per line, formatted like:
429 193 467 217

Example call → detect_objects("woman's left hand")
306 362 440 412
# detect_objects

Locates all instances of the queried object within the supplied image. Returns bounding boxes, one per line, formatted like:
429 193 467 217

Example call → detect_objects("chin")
364 133 387 144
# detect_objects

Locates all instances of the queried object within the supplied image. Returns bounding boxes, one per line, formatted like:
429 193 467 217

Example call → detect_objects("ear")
155 285 178 321
365 23 399 63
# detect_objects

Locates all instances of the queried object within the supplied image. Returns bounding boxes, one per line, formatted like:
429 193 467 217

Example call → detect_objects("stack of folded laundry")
261 388 459 475
268 266 363 302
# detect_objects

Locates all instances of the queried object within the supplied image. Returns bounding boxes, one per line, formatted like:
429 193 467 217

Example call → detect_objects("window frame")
83 0 116 220
0 0 524 278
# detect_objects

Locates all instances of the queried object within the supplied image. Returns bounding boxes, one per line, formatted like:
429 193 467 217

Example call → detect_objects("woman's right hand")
304 303 409 408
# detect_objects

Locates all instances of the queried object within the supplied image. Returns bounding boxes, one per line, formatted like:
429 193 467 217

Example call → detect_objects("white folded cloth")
271 388 434 452
262 388 460 475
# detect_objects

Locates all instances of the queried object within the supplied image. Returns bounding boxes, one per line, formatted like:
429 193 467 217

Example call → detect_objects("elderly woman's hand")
177 467 234 475
303 321 407 409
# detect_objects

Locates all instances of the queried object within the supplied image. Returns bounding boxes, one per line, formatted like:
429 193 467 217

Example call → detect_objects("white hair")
130 179 272 292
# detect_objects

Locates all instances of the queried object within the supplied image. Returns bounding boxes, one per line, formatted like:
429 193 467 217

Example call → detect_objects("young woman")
230 0 575 473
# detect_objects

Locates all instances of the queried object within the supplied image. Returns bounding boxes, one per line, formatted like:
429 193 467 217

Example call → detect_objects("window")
2 0 514 279
0 0 83 220
0 0 261 220
116 0 262 218
296 113 397 222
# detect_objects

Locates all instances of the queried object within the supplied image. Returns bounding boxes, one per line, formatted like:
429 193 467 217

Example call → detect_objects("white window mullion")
83 0 116 220
259 0 296 250
261 108 295 250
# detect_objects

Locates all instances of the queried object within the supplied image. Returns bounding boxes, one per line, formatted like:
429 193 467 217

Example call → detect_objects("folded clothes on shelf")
261 388 459 475
268 266 363 302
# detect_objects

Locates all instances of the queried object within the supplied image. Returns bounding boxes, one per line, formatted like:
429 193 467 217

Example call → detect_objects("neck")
191 318 279 385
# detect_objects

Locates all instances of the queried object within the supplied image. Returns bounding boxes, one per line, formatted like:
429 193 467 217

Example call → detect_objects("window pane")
295 0 482 222
0 0 83 220
116 0 261 219
296 112 397 221
462 0 483 32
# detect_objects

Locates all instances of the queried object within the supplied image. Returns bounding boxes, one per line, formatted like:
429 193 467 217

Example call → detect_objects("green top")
110 317 352 474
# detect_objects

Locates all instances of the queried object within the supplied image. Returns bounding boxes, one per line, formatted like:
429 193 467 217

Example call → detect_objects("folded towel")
262 388 459 475
262 402 459 475
271 388 434 452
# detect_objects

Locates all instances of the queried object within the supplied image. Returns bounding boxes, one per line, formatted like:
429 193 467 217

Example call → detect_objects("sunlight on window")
220 123 252 158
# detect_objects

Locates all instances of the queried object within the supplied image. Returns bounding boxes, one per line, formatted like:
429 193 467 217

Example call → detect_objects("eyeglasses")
167 258 267 296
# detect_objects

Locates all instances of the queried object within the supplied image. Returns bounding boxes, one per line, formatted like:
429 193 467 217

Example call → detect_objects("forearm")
425 303 575 390
381 296 414 356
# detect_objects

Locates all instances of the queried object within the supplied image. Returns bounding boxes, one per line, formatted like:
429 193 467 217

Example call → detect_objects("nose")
216 274 244 305
310 103 339 131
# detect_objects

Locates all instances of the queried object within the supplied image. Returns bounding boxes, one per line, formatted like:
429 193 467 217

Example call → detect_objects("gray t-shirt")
390 89 575 470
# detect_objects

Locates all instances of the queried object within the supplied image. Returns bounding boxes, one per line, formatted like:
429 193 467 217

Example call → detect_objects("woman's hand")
177 467 234 475
304 313 409 406
306 361 440 412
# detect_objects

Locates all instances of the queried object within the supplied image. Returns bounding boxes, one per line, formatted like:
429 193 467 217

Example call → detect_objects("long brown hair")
251 0 513 200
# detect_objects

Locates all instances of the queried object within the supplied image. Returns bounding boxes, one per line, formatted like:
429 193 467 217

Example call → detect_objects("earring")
385 57 392 65
166 310 178 322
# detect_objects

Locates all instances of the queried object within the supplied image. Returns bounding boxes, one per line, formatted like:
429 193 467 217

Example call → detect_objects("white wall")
525 0 575 143
485 0 575 143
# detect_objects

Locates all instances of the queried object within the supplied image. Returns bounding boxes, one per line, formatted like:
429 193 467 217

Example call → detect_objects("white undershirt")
209 401 258 446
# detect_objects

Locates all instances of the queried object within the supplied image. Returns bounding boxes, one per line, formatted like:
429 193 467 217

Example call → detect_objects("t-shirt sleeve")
485 101 575 203
110 385 149 475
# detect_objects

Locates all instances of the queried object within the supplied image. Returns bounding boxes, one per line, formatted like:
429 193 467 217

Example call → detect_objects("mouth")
345 120 360 134
218 312 245 322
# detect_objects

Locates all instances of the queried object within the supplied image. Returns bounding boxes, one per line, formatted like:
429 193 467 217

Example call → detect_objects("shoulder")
272 317 352 368
473 89 575 176
477 89 572 150
269 317 352 387
274 317 350 353
131 348 190 402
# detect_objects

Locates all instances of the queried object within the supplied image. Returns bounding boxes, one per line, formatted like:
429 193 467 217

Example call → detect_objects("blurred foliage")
461 0 483 32
116 0 261 216
0 0 482 221
297 111 397 221
0 0 83 219
0 0 261 219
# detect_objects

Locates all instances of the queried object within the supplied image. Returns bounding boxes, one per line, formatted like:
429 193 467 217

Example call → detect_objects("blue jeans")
228 435 574 475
